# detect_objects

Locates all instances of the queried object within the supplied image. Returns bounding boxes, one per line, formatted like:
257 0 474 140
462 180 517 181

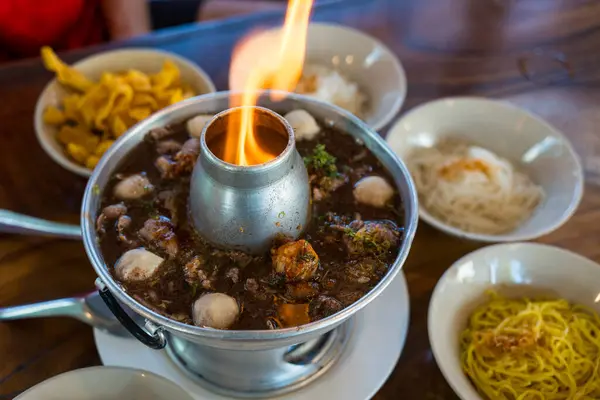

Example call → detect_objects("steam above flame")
224 0 314 166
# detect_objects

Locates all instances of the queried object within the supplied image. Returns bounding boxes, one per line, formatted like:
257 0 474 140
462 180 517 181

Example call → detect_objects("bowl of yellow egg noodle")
34 47 216 177
429 242 600 400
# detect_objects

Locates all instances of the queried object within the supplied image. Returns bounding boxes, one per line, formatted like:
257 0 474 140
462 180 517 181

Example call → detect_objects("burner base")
165 320 353 398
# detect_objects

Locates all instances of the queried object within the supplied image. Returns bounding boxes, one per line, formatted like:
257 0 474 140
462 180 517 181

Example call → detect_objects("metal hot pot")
82 91 418 397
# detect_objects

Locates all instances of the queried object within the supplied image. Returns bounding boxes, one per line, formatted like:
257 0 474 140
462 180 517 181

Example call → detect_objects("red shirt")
0 0 107 62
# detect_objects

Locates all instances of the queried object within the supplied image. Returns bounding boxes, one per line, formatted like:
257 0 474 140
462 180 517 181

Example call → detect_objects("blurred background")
0 0 342 63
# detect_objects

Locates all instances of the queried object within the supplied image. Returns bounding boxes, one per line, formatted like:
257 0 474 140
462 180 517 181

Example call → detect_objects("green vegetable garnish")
344 227 356 238
345 226 391 255
190 282 199 297
296 241 316 263
303 144 338 177
297 253 315 262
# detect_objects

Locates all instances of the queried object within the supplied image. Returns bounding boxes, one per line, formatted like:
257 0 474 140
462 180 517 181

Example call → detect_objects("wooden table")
1 0 600 398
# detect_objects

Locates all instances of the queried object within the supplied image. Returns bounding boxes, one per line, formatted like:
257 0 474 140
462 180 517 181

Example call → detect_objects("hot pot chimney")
189 106 311 254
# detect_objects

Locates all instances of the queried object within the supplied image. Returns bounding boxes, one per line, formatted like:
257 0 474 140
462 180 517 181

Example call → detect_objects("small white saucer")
16 366 194 400
94 272 410 400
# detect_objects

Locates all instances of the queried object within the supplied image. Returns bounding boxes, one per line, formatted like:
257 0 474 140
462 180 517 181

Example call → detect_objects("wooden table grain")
1 0 600 398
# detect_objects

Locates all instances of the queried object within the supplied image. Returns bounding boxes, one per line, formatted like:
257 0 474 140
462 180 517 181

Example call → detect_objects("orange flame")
224 0 314 166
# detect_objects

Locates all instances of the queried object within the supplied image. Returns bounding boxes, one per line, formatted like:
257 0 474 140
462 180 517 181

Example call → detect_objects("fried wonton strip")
41 47 93 92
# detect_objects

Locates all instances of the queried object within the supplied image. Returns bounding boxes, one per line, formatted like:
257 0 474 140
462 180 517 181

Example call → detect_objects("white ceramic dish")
94 272 410 400
386 97 584 242
229 22 406 132
15 366 194 400
34 48 216 177
428 242 600 400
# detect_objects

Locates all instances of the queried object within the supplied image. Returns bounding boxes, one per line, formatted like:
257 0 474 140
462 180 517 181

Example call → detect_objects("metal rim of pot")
81 90 419 348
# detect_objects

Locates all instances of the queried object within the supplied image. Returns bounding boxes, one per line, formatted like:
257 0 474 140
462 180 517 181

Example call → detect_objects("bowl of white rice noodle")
228 22 407 131
385 96 584 242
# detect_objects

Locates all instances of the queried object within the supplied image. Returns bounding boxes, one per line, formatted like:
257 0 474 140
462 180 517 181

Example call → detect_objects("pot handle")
96 278 167 350
0 210 81 240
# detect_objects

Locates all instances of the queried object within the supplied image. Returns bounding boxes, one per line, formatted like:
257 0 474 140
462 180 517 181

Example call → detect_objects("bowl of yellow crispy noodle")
34 47 216 177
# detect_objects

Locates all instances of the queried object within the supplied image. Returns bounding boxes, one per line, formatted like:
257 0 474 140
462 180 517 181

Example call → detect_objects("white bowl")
34 48 216 177
428 242 600 400
386 96 584 242
15 366 194 400
229 22 406 132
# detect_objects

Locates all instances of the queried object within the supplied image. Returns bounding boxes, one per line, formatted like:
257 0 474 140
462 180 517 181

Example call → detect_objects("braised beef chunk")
116 215 137 247
138 217 179 257
157 190 179 224
156 140 182 155
286 282 319 300
97 203 127 234
148 126 176 141
341 220 401 256
155 156 176 179
310 295 343 320
98 119 404 330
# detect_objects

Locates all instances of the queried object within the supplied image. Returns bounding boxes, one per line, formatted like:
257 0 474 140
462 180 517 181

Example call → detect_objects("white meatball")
186 114 214 138
353 176 394 208
114 248 164 282
192 293 239 329
284 109 320 141
113 174 154 200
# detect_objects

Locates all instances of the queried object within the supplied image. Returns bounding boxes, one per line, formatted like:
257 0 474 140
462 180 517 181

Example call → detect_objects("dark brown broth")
98 118 404 330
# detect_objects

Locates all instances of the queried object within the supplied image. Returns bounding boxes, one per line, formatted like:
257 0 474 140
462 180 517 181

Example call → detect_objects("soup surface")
97 112 404 330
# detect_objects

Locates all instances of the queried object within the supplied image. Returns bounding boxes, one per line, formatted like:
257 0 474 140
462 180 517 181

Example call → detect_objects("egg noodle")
408 139 544 235
461 291 600 400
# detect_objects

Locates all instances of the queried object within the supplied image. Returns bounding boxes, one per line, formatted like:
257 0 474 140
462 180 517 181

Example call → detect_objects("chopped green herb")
266 273 285 287
149 276 161 287
158 300 172 309
297 252 315 262
344 226 391 255
190 282 199 297
92 184 100 195
303 144 338 177
358 233 390 254
344 227 356 238
278 211 286 218
296 241 317 263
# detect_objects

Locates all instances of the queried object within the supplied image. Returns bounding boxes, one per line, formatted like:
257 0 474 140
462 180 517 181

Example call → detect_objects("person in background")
150 0 286 30
0 0 150 62
0 0 290 64
198 0 284 21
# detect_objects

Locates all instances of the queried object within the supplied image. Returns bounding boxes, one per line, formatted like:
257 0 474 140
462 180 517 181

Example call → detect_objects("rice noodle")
408 139 544 235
